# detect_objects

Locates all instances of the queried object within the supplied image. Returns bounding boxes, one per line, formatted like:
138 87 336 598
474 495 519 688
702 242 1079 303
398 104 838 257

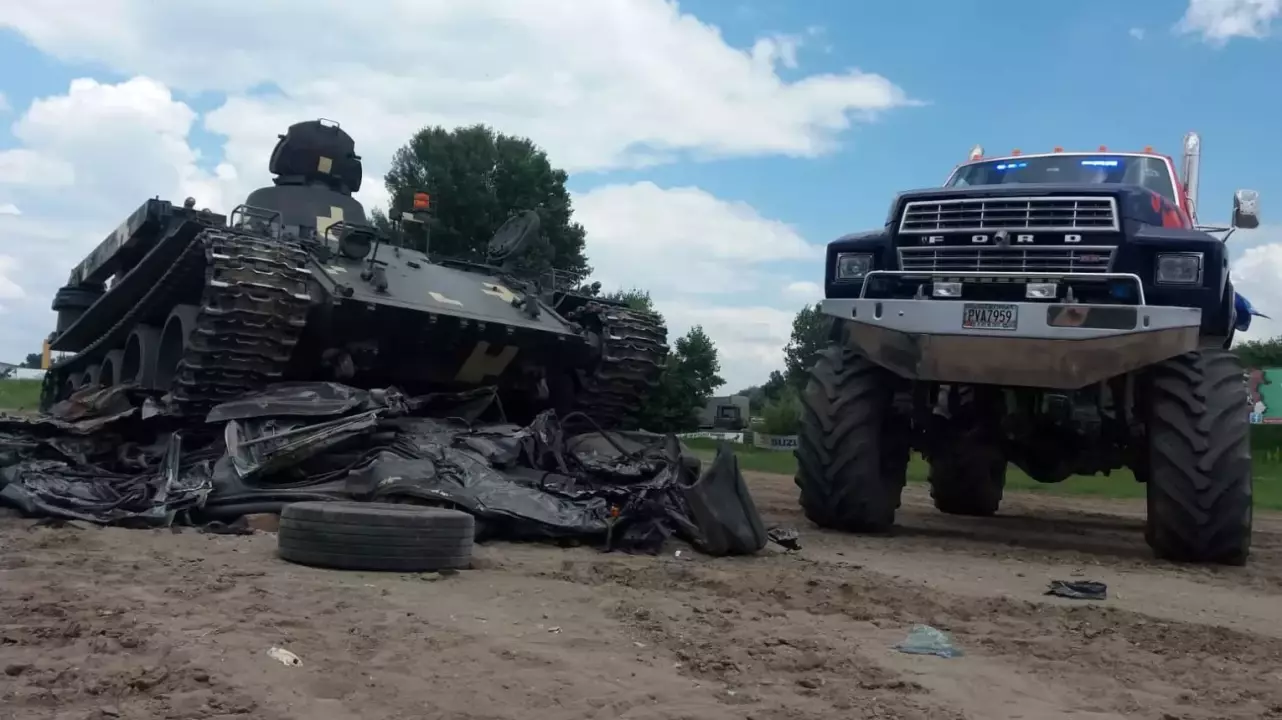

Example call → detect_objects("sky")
2 0 1282 393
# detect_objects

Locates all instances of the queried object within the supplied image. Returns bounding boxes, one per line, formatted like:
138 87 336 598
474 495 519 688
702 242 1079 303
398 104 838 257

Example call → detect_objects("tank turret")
268 119 363 194
243 119 369 234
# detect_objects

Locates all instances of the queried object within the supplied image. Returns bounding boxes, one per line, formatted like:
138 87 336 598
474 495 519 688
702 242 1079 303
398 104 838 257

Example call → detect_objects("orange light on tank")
1011 149 1022 156
1053 146 1063 152
1098 145 1108 152
412 192 431 210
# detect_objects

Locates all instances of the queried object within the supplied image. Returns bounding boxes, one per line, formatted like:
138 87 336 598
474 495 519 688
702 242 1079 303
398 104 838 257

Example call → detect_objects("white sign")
678 431 745 443
753 433 799 451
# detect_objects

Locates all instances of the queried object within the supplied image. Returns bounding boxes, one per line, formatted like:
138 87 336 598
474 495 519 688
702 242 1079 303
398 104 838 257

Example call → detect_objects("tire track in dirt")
540 552 1282 719
749 472 1282 597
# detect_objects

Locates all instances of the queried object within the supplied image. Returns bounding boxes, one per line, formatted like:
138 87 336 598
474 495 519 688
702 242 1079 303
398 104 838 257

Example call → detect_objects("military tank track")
169 230 312 415
44 229 312 416
569 301 669 430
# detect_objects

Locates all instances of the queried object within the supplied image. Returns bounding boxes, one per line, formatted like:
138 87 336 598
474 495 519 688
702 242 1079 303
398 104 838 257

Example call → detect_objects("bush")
1252 424 1282 462
760 390 801 435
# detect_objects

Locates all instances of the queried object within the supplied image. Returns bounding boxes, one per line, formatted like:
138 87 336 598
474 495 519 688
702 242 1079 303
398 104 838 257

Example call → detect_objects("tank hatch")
268 119 363 195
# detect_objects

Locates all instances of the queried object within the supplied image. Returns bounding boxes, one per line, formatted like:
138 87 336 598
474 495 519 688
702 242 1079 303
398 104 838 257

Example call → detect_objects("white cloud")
0 149 75 188
0 92 9 114
574 182 819 297
1231 226 1282 341
657 303 799 393
1129 27 1146 40
1176 0 1282 44
0 256 27 317
0 204 19 215
0 0 914 187
783 280 821 301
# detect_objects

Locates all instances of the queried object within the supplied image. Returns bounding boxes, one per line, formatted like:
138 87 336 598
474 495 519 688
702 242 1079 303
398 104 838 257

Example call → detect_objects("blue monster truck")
797 134 1263 566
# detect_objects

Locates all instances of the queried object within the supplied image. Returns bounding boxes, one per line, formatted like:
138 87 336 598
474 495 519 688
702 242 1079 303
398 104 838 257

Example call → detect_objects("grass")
0 380 43 413
683 436 1282 511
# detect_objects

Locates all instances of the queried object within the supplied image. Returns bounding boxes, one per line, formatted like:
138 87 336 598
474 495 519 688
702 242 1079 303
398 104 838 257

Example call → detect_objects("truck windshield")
947 154 1178 203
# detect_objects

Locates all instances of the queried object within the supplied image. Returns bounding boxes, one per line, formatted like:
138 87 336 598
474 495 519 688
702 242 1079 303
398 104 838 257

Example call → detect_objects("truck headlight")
836 252 874 280
1155 253 1203 285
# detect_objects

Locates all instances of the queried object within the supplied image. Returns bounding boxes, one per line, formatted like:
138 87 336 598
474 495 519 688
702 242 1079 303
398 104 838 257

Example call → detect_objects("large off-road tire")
794 343 910 533
278 502 475 572
926 387 1007 517
1144 350 1252 566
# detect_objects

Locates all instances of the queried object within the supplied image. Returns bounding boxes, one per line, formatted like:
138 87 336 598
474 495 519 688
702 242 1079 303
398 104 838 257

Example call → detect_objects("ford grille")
898 196 1119 234
897 246 1115 274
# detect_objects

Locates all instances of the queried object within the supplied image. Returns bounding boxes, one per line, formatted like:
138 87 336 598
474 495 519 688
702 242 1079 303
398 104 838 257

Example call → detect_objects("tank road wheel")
926 387 1007 517
794 342 910 533
1144 350 1253 565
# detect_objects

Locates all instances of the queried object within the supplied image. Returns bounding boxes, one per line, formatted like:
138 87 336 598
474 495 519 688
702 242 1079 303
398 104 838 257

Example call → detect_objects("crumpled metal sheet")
0 432 213 524
204 382 379 423
0 381 768 556
0 385 165 436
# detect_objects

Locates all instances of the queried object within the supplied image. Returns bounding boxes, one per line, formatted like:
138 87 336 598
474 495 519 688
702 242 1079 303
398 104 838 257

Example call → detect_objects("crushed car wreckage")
0 382 768 558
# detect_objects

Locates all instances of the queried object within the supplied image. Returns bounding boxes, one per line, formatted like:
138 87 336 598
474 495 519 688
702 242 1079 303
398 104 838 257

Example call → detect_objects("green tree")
602 288 654 313
634 325 725 433
735 384 765 410
761 370 788 403
20 353 42 369
783 303 832 388
382 124 590 276
735 369 789 415
1234 337 1282 368
759 387 801 435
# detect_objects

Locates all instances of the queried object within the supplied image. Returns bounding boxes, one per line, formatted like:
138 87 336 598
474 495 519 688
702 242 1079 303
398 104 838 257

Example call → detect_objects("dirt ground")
3 473 1282 720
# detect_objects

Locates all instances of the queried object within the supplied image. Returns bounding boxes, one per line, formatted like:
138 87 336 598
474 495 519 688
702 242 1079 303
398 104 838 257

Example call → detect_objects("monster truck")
42 119 668 430
796 133 1262 565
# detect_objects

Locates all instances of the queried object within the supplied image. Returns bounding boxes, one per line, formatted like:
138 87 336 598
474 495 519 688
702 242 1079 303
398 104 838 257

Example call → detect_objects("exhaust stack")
1181 131 1201 224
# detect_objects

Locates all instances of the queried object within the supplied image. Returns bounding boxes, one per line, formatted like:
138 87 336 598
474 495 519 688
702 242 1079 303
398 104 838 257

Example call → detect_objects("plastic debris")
0 382 770 558
767 526 801 551
267 647 301 666
894 624 964 658
1045 580 1107 600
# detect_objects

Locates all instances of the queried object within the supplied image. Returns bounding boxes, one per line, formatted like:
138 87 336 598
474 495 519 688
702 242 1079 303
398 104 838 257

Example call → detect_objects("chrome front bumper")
823 274 1203 388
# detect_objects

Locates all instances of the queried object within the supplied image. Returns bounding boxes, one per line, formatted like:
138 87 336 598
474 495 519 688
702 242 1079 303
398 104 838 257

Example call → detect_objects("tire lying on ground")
1144 349 1253 566
277 501 475 572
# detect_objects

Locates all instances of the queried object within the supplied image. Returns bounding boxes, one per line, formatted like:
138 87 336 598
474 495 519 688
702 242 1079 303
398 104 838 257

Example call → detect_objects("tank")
42 119 669 431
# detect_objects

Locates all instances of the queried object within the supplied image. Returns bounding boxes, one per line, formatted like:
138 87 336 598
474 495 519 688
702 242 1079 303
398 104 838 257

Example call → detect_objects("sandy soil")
3 473 1282 720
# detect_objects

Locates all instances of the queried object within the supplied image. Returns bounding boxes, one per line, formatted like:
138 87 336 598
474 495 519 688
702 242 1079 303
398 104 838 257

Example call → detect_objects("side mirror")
1233 189 1260 230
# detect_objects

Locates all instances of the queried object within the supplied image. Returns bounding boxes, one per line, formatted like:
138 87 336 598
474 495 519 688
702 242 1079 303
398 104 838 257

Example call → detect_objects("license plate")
962 303 1018 331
